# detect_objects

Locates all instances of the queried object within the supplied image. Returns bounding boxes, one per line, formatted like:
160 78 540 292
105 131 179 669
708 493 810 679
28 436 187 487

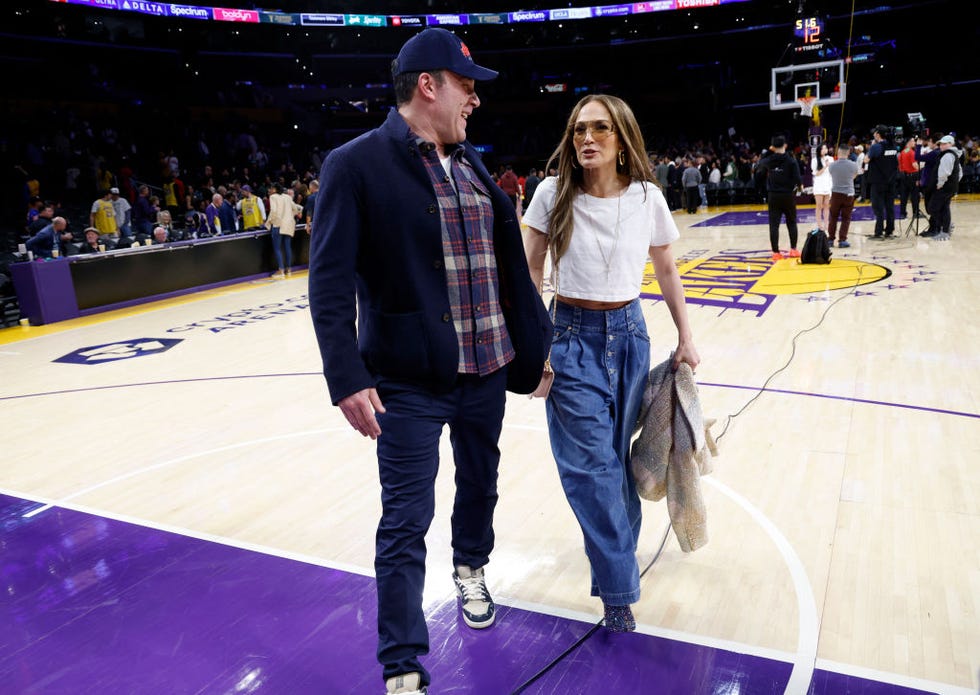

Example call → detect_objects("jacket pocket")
362 309 431 379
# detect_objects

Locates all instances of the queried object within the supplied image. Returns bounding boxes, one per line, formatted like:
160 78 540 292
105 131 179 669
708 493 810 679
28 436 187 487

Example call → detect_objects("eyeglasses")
572 120 616 142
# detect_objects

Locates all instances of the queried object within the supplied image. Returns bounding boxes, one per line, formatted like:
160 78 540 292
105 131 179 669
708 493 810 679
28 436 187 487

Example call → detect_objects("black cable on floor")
509 522 672 695
715 262 866 442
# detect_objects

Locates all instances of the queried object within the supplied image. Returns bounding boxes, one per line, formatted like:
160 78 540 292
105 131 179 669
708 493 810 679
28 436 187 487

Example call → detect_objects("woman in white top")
708 161 722 186
854 143 867 201
523 95 700 633
811 143 834 231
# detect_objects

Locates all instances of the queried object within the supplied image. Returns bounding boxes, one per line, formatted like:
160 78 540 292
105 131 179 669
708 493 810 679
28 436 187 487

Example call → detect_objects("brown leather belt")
556 294 634 311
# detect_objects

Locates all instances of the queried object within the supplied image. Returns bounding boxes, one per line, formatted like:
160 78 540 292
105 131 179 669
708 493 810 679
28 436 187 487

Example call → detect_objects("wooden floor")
2 198 977 694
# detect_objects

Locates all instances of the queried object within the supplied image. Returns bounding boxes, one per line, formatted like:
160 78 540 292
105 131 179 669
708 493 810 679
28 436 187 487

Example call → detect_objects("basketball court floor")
2 198 977 694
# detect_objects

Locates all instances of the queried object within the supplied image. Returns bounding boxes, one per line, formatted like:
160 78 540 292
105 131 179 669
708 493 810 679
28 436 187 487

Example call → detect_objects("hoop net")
797 96 817 117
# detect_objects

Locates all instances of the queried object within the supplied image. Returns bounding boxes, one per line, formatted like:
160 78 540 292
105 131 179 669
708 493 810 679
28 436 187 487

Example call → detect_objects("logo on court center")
54 338 183 365
637 249 933 317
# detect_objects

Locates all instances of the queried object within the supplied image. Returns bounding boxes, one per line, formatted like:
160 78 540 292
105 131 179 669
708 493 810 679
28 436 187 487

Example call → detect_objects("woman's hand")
673 338 701 373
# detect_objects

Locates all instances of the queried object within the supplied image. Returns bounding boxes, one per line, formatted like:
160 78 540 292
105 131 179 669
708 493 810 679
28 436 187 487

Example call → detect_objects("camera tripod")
903 208 923 238
902 178 928 238
903 201 930 238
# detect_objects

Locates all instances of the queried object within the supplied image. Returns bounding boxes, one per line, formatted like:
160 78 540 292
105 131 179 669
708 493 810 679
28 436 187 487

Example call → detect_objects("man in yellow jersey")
90 189 118 237
236 184 266 231
162 174 184 220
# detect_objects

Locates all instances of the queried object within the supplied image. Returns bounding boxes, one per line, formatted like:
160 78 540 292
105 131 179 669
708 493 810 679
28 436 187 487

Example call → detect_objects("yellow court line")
0 271 308 346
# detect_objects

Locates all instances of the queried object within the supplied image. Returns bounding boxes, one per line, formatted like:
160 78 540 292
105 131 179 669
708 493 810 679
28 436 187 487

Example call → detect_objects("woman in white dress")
811 143 834 231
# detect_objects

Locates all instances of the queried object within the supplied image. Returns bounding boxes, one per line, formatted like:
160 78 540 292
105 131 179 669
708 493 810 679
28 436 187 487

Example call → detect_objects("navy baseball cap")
393 28 498 81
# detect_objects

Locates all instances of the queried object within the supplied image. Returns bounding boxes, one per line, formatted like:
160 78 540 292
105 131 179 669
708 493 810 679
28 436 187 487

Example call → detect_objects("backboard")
770 59 845 111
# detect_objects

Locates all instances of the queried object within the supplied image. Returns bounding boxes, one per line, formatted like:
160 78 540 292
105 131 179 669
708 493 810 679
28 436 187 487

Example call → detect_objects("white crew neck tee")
522 177 679 301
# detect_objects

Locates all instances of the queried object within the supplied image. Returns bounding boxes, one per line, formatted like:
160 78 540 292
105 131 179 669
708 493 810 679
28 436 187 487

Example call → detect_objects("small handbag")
530 270 559 400
530 357 554 399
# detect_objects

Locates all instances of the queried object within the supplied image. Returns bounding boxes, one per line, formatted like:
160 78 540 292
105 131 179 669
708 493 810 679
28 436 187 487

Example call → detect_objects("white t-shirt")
523 177 679 302
811 154 834 195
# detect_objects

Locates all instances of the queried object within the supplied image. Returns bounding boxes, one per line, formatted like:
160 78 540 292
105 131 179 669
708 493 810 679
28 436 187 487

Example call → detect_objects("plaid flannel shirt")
418 140 514 376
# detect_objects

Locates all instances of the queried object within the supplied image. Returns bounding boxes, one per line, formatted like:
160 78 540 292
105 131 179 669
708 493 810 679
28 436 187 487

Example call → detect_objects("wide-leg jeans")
546 298 650 606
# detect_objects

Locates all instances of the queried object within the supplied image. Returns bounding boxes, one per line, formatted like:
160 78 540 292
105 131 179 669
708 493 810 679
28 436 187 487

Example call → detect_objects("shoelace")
457 574 489 602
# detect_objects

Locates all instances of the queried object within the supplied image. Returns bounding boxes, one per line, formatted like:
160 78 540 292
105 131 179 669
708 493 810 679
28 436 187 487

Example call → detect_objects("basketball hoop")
797 96 817 118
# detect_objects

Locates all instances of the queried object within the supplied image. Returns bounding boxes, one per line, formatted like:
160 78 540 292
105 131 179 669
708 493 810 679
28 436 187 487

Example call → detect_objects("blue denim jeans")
546 298 650 605
270 227 292 270
374 368 507 686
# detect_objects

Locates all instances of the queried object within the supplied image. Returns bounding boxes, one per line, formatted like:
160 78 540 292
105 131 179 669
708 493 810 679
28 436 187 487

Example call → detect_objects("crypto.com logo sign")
55 338 183 364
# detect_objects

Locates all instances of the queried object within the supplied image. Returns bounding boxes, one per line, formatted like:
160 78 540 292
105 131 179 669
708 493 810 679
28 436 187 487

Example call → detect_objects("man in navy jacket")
308 28 551 695
866 125 899 238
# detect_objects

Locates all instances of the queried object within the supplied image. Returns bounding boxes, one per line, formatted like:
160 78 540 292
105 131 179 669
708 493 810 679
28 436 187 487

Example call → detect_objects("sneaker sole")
460 611 495 629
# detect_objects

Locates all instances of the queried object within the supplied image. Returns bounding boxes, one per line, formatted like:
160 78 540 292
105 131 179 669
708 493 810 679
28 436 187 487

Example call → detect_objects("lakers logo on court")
638 248 929 316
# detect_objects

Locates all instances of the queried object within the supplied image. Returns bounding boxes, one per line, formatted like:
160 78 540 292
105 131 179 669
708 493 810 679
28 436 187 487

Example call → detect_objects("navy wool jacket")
308 109 552 404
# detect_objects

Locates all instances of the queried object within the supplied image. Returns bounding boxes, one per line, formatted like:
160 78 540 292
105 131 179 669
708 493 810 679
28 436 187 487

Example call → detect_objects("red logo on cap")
460 41 472 59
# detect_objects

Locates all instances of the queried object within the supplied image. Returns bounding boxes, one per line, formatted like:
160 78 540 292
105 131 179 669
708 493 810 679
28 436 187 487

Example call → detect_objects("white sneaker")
452 565 495 628
385 672 426 694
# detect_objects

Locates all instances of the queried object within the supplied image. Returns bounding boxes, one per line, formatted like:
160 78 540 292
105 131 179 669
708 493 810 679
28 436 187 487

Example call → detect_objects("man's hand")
338 388 386 439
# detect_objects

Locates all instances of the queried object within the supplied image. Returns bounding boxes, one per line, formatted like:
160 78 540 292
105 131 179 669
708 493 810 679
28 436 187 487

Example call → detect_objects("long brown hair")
544 94 658 262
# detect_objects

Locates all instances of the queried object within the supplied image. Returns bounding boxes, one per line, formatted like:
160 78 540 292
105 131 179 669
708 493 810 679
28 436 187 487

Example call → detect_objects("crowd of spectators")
5 106 978 270
6 107 325 258
642 130 979 212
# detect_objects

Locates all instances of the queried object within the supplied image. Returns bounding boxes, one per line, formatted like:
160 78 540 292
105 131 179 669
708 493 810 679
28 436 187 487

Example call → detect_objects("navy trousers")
926 187 954 234
870 181 896 235
373 368 507 686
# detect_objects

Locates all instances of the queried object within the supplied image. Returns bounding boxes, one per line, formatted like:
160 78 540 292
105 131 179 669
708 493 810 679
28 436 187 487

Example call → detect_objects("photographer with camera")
866 126 899 239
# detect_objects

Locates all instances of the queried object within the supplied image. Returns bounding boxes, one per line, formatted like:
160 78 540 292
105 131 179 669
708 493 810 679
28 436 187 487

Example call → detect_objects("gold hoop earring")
618 150 626 166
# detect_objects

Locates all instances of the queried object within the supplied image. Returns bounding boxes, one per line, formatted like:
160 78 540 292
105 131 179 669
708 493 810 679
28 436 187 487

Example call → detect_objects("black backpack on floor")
800 228 832 264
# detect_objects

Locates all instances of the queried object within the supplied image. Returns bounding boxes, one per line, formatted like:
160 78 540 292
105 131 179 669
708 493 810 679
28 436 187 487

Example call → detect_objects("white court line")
6 423 968 694
21 420 538 520
21 427 351 518
506 418 821 691
503 593 800 665
703 476 820 695
6 483 799 669
8 486 965 694
1 486 374 579
12 419 814 692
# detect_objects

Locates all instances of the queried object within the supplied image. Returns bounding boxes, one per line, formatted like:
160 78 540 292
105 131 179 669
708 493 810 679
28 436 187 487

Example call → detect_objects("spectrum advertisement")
49 0 749 27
